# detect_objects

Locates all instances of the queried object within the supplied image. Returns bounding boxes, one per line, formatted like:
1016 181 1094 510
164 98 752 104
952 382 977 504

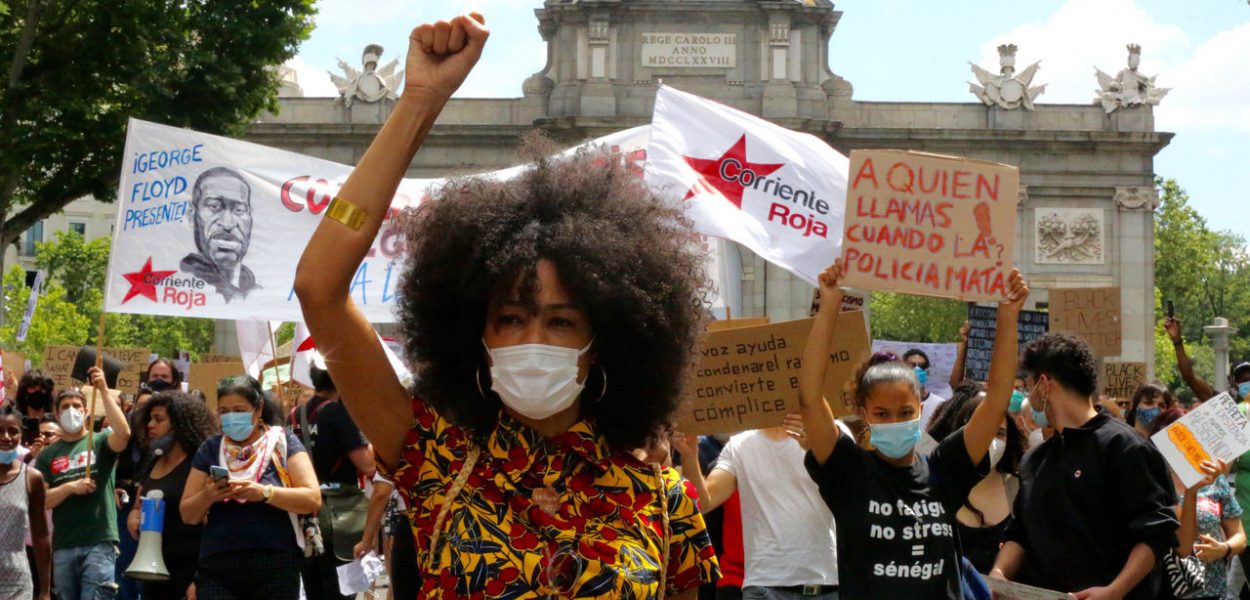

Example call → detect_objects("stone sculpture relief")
1095 44 1169 114
329 44 405 107
969 44 1046 110
1035 208 1105 265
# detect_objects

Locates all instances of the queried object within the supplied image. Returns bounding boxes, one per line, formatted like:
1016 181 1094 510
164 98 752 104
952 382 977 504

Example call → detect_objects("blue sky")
289 0 1250 242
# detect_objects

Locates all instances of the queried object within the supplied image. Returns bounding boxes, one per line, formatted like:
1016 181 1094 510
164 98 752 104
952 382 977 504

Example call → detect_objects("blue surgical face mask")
1031 407 1049 429
1136 405 1162 429
220 412 255 442
914 366 928 388
870 417 922 459
1239 381 1250 400
1009 390 1026 413
0 447 17 464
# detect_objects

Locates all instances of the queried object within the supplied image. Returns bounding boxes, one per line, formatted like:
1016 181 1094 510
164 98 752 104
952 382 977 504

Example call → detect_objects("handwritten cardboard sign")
1101 361 1146 399
3 352 25 398
42 345 82 392
707 317 770 332
677 318 812 435
986 578 1071 600
841 150 1019 302
1050 287 1121 357
965 306 1049 382
187 361 246 413
824 311 874 417
1153 392 1250 488
103 347 150 394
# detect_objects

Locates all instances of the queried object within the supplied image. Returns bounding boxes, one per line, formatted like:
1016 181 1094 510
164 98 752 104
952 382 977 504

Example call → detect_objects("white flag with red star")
645 85 848 285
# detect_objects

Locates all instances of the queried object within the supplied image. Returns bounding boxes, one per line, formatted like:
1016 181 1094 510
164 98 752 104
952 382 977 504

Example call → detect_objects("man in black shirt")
294 356 375 600
990 333 1178 600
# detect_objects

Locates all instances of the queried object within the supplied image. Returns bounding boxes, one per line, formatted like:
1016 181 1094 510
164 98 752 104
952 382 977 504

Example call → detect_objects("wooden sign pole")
84 312 105 480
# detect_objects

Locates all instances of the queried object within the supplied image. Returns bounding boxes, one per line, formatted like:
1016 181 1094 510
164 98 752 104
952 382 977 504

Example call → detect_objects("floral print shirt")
1179 475 1242 600
380 397 720 599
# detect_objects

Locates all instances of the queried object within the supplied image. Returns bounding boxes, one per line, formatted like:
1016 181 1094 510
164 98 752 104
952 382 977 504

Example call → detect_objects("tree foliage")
2 231 214 363
0 0 316 255
1154 177 1250 366
868 292 968 343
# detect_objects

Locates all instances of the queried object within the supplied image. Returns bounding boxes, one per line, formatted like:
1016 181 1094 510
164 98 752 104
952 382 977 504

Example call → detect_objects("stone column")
579 15 616 116
1205 317 1236 393
1114 186 1158 372
762 14 797 118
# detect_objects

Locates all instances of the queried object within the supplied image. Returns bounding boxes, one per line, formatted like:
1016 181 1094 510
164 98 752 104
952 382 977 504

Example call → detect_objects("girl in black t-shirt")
128 391 216 600
795 259 1029 600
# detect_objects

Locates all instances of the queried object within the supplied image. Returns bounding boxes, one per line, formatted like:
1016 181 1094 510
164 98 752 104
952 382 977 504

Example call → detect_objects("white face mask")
487 340 592 420
60 407 86 434
988 437 1006 469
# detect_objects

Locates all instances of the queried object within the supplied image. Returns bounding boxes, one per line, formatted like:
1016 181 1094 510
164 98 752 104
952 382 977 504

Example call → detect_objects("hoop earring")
594 365 607 404
475 366 490 401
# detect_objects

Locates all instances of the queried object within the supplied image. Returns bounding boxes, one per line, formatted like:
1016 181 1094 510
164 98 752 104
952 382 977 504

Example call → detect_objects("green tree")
0 266 90 363
0 0 316 260
1154 177 1250 364
33 230 108 303
868 292 968 343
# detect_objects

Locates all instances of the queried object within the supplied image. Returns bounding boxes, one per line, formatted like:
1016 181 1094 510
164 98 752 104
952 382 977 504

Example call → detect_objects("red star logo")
682 134 785 209
121 258 176 304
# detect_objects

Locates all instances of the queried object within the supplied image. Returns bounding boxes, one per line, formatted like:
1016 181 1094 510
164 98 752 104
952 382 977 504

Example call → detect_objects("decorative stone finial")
329 44 405 107
969 44 1046 110
1094 44 1169 114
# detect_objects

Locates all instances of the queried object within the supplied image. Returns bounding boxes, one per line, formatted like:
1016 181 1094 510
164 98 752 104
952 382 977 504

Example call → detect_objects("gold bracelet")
326 196 367 231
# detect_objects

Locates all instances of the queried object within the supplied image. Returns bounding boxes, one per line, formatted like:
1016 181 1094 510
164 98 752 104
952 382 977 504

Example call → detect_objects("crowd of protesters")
4 11 1250 600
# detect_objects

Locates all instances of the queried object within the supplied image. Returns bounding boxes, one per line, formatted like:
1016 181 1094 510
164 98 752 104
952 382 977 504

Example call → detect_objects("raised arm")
294 13 490 470
963 270 1028 464
799 260 845 465
1165 318 1216 401
949 319 970 388
88 367 130 453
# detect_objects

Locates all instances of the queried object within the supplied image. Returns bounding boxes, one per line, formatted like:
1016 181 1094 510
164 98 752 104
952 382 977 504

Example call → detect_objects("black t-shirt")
805 428 986 600
191 432 306 557
140 458 202 558
311 399 368 486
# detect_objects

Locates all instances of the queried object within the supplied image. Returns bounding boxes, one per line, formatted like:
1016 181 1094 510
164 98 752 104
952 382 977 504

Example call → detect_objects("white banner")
870 339 957 400
104 120 660 322
645 85 849 286
16 270 44 343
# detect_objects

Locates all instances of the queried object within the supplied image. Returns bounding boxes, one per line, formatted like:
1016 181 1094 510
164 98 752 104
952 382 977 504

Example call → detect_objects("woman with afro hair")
294 12 718 600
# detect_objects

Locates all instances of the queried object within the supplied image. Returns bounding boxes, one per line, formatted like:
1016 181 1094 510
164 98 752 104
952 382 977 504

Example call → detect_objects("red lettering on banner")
767 203 828 238
162 286 207 311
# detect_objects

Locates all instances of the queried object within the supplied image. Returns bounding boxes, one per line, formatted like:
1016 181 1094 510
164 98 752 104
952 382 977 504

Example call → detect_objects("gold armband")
326 196 367 231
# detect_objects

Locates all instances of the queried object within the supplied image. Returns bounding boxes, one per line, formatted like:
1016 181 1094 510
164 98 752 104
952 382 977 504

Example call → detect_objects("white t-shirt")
713 429 838 587
919 391 949 430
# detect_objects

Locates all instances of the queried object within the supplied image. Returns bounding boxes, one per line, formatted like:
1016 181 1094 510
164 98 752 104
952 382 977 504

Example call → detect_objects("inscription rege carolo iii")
640 33 737 68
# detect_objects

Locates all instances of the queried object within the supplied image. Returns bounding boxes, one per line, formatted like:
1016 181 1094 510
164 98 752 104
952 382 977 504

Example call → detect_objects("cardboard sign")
986 578 1071 600
1050 287 1121 356
3 352 26 398
1101 361 1146 399
824 312 874 417
677 318 812 435
42 345 82 391
104 347 151 393
869 339 956 401
965 306 1050 382
707 317 770 332
1152 393 1250 488
198 353 243 364
187 361 246 413
841 150 1019 301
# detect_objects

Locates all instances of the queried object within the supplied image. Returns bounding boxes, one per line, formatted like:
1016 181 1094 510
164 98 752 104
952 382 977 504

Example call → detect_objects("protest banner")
107 120 701 322
676 318 812 435
1101 361 1146 399
42 345 82 391
965 306 1049 382
1153 392 1250 488
840 150 1019 302
870 340 957 400
187 360 247 412
823 311 874 417
16 270 44 343
1049 287 1121 356
986 578 1071 600
646 85 849 286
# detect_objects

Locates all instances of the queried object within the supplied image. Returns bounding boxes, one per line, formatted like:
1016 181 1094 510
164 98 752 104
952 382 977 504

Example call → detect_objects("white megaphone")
125 489 170 581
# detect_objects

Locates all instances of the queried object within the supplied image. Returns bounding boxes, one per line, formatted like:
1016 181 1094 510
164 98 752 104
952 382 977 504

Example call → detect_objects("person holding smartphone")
181 377 321 600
